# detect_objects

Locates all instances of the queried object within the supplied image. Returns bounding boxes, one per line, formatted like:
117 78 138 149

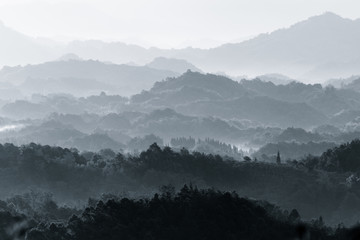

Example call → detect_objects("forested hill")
1 141 360 226
131 71 360 127
25 186 351 240
302 139 360 172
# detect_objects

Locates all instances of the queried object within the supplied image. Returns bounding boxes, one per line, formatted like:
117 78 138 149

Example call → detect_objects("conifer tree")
276 151 281 164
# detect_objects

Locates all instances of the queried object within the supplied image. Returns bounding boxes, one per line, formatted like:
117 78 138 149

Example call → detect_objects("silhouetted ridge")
26 186 337 240
0 59 178 96
151 71 247 98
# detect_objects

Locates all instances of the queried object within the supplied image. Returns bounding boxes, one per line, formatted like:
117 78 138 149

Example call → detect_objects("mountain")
0 60 178 96
0 21 58 67
130 108 245 141
4 70 360 127
130 71 249 112
305 58 360 80
57 53 83 61
341 77 360 92
148 71 247 99
239 79 323 103
239 79 360 117
176 96 327 128
0 120 86 146
63 13 360 80
2 13 360 80
324 75 360 88
0 100 55 119
274 127 324 143
199 12 360 79
64 133 125 152
132 70 360 127
146 57 202 74
256 73 294 85
131 71 328 128
64 40 157 65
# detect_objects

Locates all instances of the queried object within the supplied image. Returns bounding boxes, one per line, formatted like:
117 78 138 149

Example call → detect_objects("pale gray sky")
0 0 359 48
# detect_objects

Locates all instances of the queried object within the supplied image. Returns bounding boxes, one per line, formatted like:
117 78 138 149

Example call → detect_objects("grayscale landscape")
0 0 360 239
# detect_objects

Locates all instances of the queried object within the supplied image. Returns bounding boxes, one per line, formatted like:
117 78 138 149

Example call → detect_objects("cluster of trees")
299 139 360 172
170 137 243 159
127 134 164 152
23 186 355 240
253 141 337 161
0 191 83 240
170 137 196 149
1 185 359 239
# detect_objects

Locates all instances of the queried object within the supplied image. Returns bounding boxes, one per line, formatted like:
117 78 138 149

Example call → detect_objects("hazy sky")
0 0 359 48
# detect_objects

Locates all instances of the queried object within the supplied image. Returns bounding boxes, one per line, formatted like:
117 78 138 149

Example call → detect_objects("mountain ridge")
1 12 359 81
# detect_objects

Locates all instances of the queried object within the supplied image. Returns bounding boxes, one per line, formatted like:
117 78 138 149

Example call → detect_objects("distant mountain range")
131 71 360 127
2 69 360 152
0 59 178 96
0 21 58 67
202 12 360 79
1 12 360 81
325 75 360 88
3 69 360 128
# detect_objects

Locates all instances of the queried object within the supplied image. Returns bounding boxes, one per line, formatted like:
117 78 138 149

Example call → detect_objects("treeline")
293 139 360 172
0 141 360 225
170 137 244 159
8 186 356 240
254 141 337 161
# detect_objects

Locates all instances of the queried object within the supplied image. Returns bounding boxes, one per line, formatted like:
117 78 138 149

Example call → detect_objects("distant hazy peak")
309 11 340 19
147 57 202 74
308 11 350 21
57 53 83 62
256 73 294 85
276 12 354 34
68 39 147 50
294 12 358 35
175 70 234 83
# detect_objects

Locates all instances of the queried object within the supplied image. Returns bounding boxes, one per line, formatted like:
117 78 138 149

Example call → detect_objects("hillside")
0 21 57 67
0 60 178 96
203 12 360 79
132 71 360 126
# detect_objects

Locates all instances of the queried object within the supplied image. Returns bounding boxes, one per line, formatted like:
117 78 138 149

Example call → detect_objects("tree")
243 156 252 162
288 209 300 222
276 151 281 164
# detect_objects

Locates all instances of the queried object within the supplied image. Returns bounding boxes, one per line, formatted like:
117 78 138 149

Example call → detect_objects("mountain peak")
306 11 349 24
278 12 352 35
319 11 342 18
57 53 83 62
147 57 202 74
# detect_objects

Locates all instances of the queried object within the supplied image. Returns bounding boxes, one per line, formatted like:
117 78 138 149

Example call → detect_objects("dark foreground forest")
20 187 360 240
1 140 360 239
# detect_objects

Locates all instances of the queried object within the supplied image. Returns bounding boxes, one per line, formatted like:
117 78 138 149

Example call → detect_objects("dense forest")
1 185 360 240
22 186 360 240
1 140 360 238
